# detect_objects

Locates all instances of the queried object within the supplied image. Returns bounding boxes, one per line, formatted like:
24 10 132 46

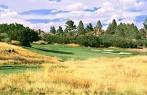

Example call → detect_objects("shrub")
137 39 147 47
0 33 10 42
99 34 138 48
99 34 114 47
76 35 100 47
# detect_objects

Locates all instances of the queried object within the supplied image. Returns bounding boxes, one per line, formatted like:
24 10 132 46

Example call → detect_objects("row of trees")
44 19 147 48
49 20 103 35
0 23 39 47
0 19 147 48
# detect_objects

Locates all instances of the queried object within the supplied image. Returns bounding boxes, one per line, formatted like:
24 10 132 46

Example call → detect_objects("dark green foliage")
1 19 147 49
85 23 94 32
106 19 117 34
50 26 56 34
65 20 76 32
45 34 75 44
99 34 115 47
0 33 10 42
0 23 39 47
95 20 102 30
139 28 147 39
41 19 147 48
77 20 85 34
143 19 147 30
99 34 138 48
76 35 100 47
57 26 63 34
115 23 139 39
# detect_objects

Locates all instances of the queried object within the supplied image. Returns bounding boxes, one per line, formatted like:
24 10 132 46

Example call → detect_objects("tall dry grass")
0 42 60 64
1 56 147 94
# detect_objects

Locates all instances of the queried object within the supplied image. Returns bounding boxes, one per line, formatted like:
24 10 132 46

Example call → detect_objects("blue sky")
0 0 147 31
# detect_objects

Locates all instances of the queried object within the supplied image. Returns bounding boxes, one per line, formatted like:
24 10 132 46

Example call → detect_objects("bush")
137 39 147 47
99 34 114 47
0 33 10 42
45 35 75 44
99 34 138 48
76 35 100 47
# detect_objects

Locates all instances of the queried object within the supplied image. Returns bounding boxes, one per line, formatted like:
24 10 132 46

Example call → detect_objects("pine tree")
95 20 102 31
77 20 85 34
65 20 76 32
106 19 117 34
57 26 63 34
143 19 147 30
50 26 56 34
85 23 94 32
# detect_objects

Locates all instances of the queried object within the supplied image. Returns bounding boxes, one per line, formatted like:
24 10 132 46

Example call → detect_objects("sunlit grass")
1 56 147 94
0 42 60 64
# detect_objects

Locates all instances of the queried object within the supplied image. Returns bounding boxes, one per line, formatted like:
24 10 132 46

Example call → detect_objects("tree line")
41 19 147 48
0 19 147 48
0 23 39 47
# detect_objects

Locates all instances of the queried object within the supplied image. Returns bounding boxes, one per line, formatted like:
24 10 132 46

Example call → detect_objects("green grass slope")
27 44 141 61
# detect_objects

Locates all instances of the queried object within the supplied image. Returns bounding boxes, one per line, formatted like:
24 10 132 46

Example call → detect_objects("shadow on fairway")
0 65 39 70
32 47 74 55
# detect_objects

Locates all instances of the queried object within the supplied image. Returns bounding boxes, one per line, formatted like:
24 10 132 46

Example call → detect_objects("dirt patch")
67 43 80 47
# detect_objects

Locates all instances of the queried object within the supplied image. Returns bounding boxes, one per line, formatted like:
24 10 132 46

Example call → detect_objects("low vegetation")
42 19 147 48
0 42 60 65
1 56 147 94
0 23 39 47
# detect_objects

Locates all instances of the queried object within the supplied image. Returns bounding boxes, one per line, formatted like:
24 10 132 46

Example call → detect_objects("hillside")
0 42 61 64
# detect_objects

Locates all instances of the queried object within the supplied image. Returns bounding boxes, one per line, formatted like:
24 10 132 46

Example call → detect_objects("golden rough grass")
0 42 60 64
1 56 147 94
128 48 147 54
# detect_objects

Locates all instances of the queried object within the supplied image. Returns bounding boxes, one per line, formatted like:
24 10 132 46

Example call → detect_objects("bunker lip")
102 51 132 55
91 49 132 55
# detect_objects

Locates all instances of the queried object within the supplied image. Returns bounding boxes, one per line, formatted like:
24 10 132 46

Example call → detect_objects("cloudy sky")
0 0 147 31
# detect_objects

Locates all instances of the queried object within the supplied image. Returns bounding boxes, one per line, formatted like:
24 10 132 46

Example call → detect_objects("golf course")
0 42 147 95
0 1 147 94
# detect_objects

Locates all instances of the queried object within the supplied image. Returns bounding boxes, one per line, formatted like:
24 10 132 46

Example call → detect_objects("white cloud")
0 0 147 31
66 2 86 11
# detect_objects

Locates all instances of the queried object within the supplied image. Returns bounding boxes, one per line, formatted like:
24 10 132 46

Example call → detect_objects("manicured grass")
0 44 141 74
27 44 141 61
0 64 41 74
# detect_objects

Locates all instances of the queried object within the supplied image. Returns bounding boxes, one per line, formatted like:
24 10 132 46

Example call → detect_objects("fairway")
27 44 140 61
0 65 40 74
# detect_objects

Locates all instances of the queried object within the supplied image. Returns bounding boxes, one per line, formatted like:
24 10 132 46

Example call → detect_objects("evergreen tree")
77 20 85 34
50 26 56 34
143 19 147 30
85 23 94 32
57 26 63 34
65 20 76 32
106 19 117 34
95 20 102 30
0 23 39 47
115 23 139 39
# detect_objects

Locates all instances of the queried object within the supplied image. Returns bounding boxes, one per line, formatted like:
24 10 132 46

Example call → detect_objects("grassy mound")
0 42 61 64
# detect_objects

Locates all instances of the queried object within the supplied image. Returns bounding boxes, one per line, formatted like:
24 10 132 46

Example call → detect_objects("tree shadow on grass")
32 47 74 55
0 65 39 70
